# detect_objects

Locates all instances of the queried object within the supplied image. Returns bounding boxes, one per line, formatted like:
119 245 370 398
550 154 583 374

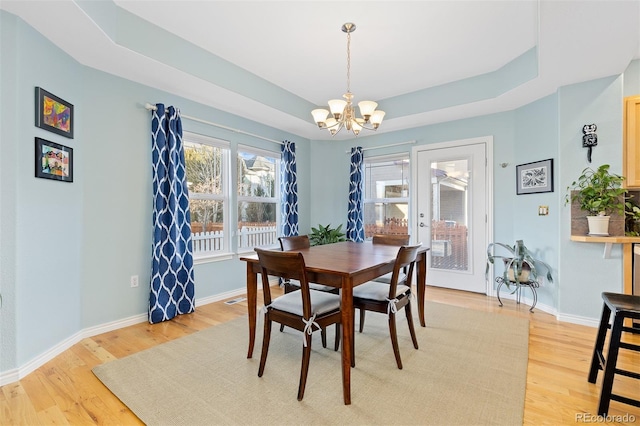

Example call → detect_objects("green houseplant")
486 240 553 286
309 223 346 246
565 164 627 236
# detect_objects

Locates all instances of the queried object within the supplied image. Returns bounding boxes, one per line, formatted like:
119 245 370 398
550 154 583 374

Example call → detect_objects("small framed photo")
516 158 554 195
35 87 74 139
35 137 73 182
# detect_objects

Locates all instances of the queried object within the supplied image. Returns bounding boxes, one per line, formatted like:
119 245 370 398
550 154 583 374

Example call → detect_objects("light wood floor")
1 286 639 425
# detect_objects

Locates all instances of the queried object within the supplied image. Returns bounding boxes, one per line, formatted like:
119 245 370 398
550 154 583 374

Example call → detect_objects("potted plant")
486 240 553 311
486 240 553 285
565 164 627 236
309 223 346 246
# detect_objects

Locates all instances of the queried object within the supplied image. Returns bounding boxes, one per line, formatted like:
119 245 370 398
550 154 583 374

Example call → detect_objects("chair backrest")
388 244 422 297
255 248 312 317
279 235 311 251
372 234 410 246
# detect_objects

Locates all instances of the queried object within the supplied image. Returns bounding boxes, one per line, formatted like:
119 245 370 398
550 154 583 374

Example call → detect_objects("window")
183 132 230 259
363 154 410 238
237 146 279 250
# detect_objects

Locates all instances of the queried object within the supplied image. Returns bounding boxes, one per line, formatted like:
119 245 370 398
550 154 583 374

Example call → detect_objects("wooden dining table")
239 240 429 405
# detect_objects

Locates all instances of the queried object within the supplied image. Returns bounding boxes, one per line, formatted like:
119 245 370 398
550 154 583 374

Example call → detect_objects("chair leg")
388 313 403 369
279 324 285 332
351 308 356 367
597 313 625 416
405 301 419 349
588 303 612 383
258 317 272 377
334 323 340 351
321 328 327 348
298 333 313 401
359 308 366 333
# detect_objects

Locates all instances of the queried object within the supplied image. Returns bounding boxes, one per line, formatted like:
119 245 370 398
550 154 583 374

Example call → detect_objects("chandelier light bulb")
310 22 385 137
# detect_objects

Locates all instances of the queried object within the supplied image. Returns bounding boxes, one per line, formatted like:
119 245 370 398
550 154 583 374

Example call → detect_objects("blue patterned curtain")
281 140 299 237
149 104 195 324
347 146 365 242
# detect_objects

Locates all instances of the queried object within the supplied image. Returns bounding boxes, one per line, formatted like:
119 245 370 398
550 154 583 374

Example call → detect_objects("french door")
413 138 492 293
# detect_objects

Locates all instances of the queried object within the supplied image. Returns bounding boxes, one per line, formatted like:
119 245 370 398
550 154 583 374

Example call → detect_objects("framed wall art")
35 137 73 182
35 87 74 139
516 158 554 195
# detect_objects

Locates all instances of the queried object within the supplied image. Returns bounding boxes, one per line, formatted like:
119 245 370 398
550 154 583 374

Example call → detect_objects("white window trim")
184 132 231 260
236 144 281 250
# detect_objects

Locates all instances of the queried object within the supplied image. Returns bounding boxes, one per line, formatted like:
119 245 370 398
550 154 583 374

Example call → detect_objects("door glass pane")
430 159 469 271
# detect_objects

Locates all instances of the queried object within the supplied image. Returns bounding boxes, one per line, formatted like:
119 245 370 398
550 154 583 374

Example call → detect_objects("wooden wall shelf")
570 235 640 261
570 235 640 244
570 235 639 294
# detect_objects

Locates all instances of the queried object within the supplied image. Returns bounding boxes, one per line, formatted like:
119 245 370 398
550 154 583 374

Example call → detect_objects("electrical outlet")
130 275 139 288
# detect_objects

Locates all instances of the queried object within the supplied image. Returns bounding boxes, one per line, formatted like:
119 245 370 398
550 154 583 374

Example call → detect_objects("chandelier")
311 23 385 137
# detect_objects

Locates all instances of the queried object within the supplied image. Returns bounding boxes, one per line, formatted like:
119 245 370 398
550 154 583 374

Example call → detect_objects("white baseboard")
0 285 251 387
0 281 594 387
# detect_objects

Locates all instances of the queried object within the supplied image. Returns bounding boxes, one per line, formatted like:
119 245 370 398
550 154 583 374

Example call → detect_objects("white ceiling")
2 0 640 141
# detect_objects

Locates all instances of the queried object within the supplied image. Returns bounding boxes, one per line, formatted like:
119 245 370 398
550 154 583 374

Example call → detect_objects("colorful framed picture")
35 138 73 182
516 158 554 195
35 87 74 139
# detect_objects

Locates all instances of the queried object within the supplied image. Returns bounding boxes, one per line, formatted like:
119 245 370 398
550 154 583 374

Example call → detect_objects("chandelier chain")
346 30 351 94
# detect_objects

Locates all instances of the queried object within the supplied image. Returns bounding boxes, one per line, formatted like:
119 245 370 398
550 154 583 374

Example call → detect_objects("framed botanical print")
516 159 554 195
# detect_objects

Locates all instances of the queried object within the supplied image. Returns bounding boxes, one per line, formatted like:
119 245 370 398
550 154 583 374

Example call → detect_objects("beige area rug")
93 302 529 426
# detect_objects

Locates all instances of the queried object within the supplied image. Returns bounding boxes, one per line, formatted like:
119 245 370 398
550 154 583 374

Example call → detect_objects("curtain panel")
149 104 195 324
347 146 365 242
281 140 299 237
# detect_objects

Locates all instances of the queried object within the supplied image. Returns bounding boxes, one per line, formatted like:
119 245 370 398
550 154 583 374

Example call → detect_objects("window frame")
236 144 281 254
183 132 232 263
363 153 410 239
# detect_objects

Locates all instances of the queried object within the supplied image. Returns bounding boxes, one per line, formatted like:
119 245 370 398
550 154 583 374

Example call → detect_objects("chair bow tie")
385 298 399 314
302 313 319 347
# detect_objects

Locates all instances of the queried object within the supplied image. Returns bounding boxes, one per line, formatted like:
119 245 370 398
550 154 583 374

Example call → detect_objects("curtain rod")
344 140 416 153
144 103 283 145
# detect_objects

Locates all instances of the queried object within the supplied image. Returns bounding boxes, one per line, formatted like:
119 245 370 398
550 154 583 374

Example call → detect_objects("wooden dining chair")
355 234 412 331
352 243 422 369
371 234 410 284
254 248 341 401
278 235 338 294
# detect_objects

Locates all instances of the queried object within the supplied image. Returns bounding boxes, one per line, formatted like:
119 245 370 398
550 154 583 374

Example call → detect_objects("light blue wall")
12 15 84 370
0 11 308 371
0 10 19 374
558 75 627 318
2 8 640 379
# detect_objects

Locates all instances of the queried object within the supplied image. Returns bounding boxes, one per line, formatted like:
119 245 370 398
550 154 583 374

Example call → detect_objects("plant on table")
309 223 346 246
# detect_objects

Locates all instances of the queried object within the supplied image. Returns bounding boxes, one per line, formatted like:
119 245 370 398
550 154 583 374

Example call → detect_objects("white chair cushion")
372 272 407 284
285 279 336 293
270 289 341 316
353 281 411 301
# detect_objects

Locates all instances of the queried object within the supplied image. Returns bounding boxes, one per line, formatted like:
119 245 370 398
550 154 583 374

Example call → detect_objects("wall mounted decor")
516 158 554 195
35 137 73 182
35 87 74 139
582 123 597 163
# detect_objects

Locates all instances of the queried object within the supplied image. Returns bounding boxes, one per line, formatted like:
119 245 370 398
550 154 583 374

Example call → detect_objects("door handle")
419 222 428 228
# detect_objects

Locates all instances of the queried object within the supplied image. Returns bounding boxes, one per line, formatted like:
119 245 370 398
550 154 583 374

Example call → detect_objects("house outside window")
363 154 410 238
237 145 279 250
183 132 230 259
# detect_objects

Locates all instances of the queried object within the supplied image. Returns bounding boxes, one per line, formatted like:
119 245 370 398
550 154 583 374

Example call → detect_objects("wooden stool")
587 292 640 416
